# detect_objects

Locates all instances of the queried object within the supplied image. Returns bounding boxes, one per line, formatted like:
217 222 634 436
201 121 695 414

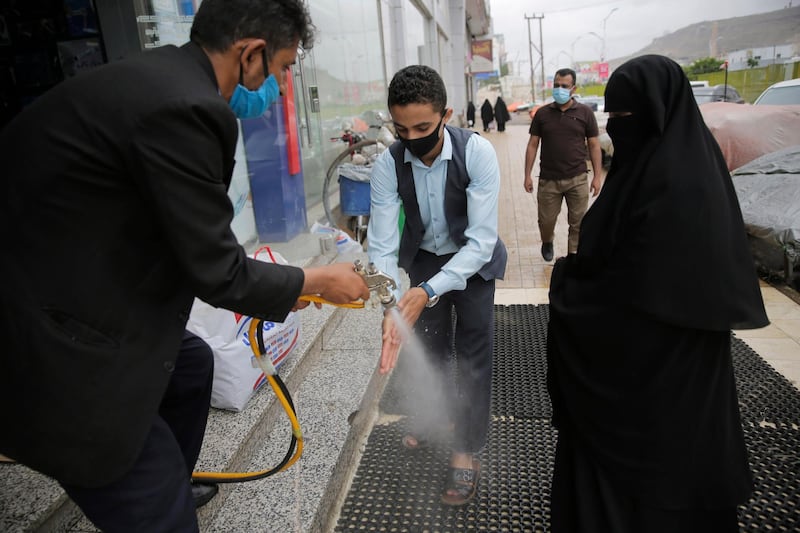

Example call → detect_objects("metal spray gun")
353 259 397 309
298 259 397 309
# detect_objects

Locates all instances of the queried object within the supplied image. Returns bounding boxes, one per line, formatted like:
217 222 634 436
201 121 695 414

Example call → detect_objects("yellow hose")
299 294 364 308
190 318 303 483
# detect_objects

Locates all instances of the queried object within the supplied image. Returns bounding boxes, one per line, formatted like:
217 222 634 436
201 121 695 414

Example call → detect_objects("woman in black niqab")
547 55 768 533
480 98 494 132
494 96 510 132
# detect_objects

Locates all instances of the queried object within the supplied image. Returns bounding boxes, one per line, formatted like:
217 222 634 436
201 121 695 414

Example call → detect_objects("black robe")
466 101 476 127
494 97 510 132
547 54 768 533
480 99 493 132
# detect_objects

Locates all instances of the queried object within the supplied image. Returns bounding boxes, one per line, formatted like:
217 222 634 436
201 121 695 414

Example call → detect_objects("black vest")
389 125 507 280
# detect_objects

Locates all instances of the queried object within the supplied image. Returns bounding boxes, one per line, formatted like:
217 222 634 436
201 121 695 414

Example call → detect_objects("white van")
753 78 800 105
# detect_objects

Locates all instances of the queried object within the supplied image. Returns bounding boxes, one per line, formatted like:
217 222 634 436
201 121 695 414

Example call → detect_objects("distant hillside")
610 5 800 68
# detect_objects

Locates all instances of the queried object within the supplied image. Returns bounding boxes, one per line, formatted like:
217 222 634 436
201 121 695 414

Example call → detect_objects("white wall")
382 0 472 126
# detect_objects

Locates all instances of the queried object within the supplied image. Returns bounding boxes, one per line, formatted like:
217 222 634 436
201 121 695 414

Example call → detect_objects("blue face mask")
553 87 572 105
229 73 280 119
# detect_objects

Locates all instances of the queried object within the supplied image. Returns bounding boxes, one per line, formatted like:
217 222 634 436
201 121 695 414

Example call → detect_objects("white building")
726 43 798 71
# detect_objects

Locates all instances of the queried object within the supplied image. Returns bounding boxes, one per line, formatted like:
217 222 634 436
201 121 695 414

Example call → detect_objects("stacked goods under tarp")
732 145 800 284
701 102 800 171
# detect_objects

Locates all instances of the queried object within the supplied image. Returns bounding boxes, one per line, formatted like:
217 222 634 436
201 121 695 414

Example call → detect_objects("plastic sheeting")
701 102 800 171
732 145 800 278
338 162 372 183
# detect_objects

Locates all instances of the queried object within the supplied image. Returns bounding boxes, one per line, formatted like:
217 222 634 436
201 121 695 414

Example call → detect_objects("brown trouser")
537 173 589 254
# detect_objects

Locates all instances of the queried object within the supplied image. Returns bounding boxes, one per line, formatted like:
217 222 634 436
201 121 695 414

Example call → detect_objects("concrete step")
0 251 384 533
201 302 385 533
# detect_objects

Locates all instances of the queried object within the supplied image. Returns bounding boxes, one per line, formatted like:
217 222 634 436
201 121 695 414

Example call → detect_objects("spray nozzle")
354 259 397 309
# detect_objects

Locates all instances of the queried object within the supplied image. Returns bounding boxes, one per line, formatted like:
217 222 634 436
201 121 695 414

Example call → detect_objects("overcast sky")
489 0 792 76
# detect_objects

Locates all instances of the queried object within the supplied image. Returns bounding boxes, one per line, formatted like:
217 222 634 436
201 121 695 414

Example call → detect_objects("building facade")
725 44 799 71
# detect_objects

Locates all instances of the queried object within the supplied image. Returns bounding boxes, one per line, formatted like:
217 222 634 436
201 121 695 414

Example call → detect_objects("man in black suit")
0 0 369 531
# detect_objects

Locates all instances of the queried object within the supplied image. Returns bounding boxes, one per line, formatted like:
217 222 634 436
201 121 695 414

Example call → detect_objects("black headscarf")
480 99 494 122
553 54 767 331
494 97 510 122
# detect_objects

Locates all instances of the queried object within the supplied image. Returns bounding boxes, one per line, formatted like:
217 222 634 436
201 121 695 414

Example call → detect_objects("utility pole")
525 15 535 101
525 13 545 102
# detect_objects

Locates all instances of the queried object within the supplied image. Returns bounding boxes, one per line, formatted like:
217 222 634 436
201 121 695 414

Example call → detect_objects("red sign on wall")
598 62 609 81
471 39 494 73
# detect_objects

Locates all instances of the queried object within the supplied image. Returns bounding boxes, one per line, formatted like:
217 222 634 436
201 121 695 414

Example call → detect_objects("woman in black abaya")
494 97 510 132
480 99 494 132
547 55 768 533
466 101 476 128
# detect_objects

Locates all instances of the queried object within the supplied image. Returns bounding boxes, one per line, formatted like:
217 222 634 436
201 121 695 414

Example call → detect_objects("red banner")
282 68 301 175
598 62 609 81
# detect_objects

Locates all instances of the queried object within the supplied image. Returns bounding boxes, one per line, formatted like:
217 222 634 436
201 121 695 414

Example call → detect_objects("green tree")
683 57 725 76
747 57 759 68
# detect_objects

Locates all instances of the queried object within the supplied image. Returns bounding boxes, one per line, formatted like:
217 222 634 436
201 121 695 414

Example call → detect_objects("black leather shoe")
191 482 218 508
541 242 554 262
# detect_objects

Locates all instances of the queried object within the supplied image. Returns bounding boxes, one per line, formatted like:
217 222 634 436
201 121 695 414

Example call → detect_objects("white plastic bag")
186 246 301 411
310 221 363 255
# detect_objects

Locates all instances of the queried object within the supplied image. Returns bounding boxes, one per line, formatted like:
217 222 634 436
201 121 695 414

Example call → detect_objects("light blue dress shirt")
367 129 501 298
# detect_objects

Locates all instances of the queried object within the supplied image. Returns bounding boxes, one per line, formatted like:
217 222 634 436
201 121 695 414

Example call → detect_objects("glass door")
291 47 327 213
132 0 194 49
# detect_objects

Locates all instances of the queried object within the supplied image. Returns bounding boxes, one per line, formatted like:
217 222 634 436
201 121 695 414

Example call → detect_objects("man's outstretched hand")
301 262 370 305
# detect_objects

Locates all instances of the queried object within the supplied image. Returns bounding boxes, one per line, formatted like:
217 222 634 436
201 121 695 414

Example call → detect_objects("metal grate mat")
337 305 800 532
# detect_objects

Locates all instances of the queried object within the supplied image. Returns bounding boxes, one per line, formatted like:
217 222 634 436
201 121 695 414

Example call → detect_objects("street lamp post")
526 16 535 101
722 59 729 101
555 50 571 67
601 7 618 62
570 35 582 68
586 32 603 83
587 31 603 59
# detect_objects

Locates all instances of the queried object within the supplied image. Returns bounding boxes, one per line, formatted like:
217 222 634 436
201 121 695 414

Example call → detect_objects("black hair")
387 65 447 114
555 68 576 86
190 0 315 59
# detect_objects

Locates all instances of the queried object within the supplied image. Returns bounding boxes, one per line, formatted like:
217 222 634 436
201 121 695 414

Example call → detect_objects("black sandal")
402 422 455 450
440 459 480 506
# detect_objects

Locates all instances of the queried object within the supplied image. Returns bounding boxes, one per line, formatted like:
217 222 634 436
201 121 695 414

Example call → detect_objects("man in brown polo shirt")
523 68 603 261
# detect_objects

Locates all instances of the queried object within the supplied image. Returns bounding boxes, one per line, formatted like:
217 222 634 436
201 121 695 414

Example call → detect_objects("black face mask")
400 117 444 159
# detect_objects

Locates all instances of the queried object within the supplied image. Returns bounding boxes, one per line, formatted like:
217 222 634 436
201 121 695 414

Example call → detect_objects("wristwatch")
418 282 440 308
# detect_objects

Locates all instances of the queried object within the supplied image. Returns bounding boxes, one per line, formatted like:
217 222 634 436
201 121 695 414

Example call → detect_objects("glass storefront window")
306 0 387 209
131 0 259 245
128 0 390 240
133 0 196 49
